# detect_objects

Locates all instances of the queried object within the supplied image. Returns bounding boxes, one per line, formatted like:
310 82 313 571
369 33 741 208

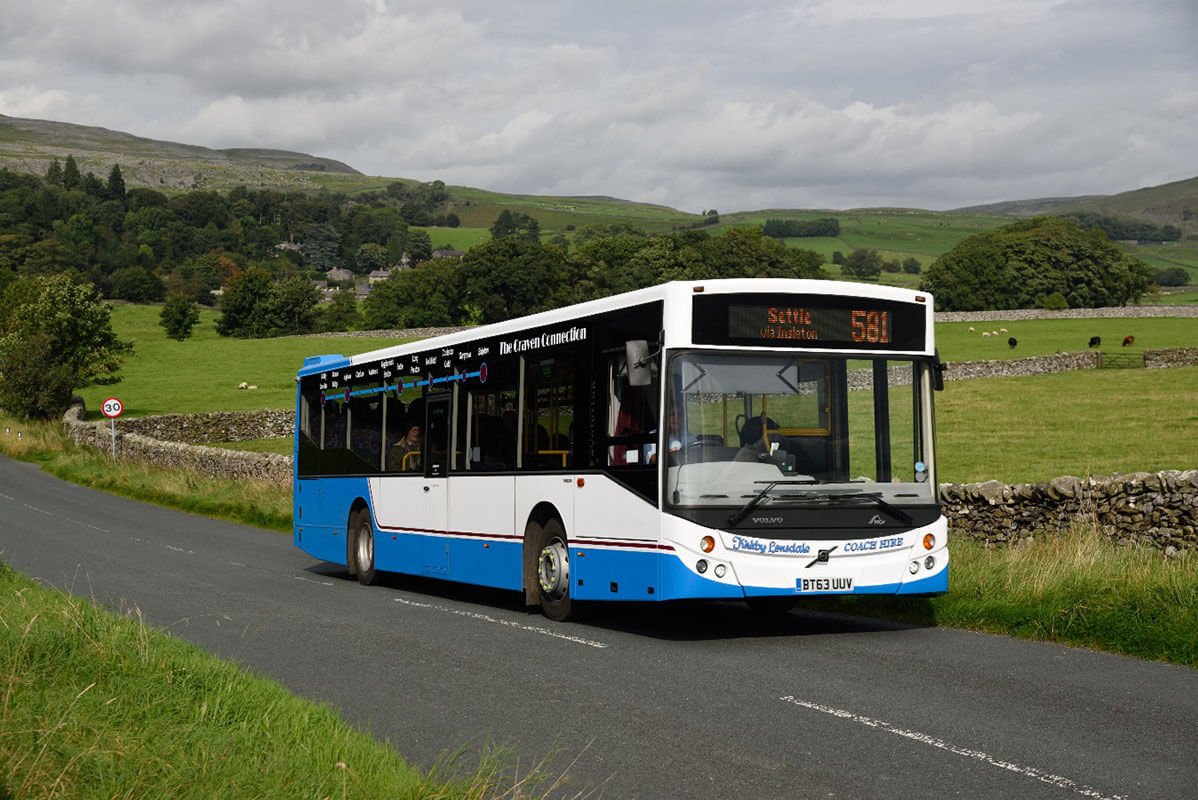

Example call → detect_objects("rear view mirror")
625 340 653 386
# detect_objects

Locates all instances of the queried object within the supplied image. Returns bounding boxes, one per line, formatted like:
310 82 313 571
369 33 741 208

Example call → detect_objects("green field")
935 316 1196 362
74 305 413 419
936 367 1198 484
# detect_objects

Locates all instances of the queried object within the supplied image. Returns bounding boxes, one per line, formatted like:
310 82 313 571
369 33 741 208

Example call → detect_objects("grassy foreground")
815 524 1196 666
0 562 567 800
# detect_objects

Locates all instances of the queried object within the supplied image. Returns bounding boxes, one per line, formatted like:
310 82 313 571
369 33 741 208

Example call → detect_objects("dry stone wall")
939 471 1198 554
62 406 291 485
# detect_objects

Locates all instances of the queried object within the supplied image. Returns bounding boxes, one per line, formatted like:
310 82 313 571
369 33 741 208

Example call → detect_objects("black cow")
1088 336 1101 348
1008 337 1018 349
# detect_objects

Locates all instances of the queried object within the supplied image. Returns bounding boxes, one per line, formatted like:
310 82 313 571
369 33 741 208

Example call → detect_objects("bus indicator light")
923 534 936 550
700 536 715 553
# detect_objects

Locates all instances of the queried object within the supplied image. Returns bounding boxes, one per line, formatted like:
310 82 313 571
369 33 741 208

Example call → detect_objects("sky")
1 0 1195 213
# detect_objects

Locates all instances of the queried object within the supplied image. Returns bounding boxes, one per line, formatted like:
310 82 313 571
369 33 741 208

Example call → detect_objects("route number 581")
850 310 890 344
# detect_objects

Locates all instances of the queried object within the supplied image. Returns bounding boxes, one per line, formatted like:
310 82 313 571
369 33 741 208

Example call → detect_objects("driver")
647 405 695 463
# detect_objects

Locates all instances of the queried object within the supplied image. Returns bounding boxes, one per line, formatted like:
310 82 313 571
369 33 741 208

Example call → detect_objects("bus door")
419 393 452 576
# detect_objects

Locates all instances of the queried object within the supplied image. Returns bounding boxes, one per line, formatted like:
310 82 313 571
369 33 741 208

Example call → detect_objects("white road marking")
394 597 609 649
293 576 336 587
22 503 52 516
780 696 1127 800
163 544 193 554
0 492 14 500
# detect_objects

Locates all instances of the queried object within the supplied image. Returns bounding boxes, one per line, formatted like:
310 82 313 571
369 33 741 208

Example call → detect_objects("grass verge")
0 561 575 799
0 415 291 533
811 522 1196 667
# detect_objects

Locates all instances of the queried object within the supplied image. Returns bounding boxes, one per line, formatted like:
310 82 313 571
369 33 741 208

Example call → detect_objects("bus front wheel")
351 509 377 586
535 519 573 621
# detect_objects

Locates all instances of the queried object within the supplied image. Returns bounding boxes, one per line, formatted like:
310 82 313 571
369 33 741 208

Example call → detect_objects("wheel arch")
346 496 371 574
522 501 566 605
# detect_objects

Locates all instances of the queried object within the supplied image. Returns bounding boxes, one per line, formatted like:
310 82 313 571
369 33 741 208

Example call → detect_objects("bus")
293 279 948 620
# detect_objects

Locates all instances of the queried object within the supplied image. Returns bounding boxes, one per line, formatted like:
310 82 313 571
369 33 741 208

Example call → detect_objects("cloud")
0 0 1194 211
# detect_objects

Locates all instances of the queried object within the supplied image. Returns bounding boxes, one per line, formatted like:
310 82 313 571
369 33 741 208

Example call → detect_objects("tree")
216 267 273 337
62 155 81 191
159 293 200 340
920 217 1154 311
105 164 126 203
44 158 63 187
301 222 342 271
902 257 922 274
354 242 388 274
842 248 883 280
216 268 321 337
319 287 361 332
260 276 322 336
489 210 541 241
0 274 131 419
460 238 565 323
108 266 165 302
363 259 464 328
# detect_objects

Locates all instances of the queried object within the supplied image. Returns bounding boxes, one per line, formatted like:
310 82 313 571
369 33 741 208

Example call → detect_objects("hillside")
0 113 359 193
955 176 1198 234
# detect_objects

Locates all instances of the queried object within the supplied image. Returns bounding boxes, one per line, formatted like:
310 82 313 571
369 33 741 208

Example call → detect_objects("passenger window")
606 353 658 467
460 359 518 471
523 353 576 470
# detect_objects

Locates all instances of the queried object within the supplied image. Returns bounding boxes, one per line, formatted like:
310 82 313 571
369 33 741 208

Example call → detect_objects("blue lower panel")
574 548 672 601
896 568 948 595
295 526 345 565
658 553 746 601
447 538 523 591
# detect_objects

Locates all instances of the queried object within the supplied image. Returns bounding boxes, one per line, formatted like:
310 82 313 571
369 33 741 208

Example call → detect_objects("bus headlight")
924 556 936 571
700 535 715 553
696 559 709 574
714 564 726 578
923 533 936 550
908 560 920 575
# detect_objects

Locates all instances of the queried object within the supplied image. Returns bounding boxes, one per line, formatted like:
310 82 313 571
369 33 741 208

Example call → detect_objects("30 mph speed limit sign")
102 397 124 418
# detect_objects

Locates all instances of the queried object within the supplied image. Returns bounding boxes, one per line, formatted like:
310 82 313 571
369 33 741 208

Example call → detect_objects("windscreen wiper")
851 492 915 525
725 479 818 527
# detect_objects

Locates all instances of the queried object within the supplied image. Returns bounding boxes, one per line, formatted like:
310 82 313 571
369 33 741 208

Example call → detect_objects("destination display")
692 293 927 351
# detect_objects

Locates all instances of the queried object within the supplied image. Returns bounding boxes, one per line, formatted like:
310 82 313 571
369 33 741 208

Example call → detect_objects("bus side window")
462 358 518 472
606 354 657 466
522 350 576 470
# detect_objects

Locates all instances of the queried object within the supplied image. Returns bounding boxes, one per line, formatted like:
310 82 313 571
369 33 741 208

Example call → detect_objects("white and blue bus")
293 279 948 619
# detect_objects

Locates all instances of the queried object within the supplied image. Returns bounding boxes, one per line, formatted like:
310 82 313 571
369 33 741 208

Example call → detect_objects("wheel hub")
538 540 569 599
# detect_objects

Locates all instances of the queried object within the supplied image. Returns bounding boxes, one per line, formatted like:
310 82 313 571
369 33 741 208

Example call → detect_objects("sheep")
248 385 258 390
1008 337 1018 349
982 331 991 338
238 382 248 390
1000 327 1009 334
1122 335 1135 347
968 326 975 332
1088 336 1101 348
991 330 1000 336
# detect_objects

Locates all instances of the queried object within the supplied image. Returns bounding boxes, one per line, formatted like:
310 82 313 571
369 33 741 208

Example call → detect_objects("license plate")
796 576 853 593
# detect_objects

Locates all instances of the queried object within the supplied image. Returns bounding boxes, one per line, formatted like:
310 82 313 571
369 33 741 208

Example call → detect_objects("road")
1 455 1194 800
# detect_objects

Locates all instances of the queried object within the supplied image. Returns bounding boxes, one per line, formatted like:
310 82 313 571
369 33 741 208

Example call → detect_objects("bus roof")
300 279 935 373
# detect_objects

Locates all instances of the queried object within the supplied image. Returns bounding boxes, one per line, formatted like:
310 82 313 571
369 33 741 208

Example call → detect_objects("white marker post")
101 397 123 458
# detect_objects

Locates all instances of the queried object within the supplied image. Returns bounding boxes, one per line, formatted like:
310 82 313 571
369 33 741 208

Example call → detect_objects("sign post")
101 397 123 458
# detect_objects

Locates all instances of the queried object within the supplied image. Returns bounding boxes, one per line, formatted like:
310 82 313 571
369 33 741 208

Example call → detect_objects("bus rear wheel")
535 519 573 621
351 509 377 586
